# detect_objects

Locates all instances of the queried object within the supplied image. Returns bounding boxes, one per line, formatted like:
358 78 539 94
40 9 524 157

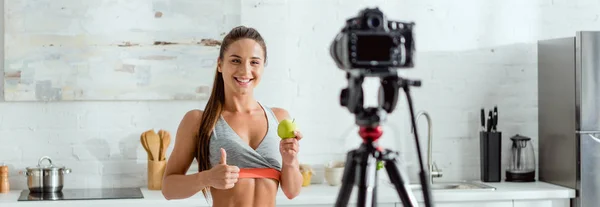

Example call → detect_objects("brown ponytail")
196 26 267 198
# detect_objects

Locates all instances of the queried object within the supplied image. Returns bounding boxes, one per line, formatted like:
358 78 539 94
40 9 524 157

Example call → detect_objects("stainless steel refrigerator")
538 31 600 207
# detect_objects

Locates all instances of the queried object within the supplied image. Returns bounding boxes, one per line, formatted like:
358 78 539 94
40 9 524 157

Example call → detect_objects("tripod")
334 75 434 207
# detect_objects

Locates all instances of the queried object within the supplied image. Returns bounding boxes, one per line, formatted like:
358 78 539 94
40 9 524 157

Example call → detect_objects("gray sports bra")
208 102 283 177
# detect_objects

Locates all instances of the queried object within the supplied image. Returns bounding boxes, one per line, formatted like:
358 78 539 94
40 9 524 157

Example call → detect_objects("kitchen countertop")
0 181 575 206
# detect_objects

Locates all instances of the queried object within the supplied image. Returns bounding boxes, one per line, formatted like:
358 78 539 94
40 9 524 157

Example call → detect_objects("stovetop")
18 188 144 201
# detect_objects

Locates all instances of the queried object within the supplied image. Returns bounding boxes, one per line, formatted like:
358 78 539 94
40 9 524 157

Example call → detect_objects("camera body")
332 7 419 127
330 7 415 71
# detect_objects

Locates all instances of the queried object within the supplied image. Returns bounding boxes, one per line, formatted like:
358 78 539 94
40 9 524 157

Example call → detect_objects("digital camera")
330 7 415 70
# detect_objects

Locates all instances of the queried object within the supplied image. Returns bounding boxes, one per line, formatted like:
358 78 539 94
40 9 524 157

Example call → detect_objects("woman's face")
218 38 265 95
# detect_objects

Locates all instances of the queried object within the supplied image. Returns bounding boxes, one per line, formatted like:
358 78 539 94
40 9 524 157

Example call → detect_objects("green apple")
277 119 296 139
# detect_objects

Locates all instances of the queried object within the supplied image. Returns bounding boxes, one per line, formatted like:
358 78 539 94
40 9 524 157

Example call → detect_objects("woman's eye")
231 59 241 63
252 61 260 65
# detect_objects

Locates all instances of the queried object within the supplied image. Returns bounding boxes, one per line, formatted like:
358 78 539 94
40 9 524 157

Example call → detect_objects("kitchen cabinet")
278 197 571 207
281 203 396 207
513 199 569 207
399 199 570 207
409 201 512 207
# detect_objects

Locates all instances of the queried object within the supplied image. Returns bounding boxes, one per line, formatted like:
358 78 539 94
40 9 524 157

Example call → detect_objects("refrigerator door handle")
577 131 600 143
576 130 600 134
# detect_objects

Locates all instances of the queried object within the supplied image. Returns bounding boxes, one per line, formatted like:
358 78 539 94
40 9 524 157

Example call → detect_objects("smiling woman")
219 38 266 94
161 26 304 207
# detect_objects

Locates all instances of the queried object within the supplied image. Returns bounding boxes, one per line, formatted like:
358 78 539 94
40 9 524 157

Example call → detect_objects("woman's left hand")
280 131 303 166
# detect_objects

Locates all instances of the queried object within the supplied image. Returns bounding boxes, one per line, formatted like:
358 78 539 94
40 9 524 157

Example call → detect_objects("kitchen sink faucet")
413 111 443 184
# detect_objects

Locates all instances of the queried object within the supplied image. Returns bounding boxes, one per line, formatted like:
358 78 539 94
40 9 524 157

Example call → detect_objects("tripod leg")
382 151 419 207
356 146 377 207
335 150 358 207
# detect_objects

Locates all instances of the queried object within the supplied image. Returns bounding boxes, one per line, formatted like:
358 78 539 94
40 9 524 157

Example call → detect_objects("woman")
161 26 304 207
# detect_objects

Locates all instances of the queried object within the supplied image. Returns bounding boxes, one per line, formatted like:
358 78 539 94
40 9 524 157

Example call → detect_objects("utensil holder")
0 165 9 193
148 160 166 190
480 131 502 182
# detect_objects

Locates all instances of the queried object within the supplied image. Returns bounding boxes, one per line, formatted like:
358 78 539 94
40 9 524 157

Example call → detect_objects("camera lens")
367 15 382 29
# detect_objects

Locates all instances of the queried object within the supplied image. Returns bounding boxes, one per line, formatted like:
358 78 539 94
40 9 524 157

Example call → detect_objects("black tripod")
334 74 434 207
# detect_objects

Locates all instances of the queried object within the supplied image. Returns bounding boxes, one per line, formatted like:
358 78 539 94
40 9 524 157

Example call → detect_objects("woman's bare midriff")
210 178 279 207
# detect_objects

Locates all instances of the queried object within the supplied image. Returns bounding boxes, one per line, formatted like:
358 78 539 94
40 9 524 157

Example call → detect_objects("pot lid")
26 156 65 170
510 134 531 141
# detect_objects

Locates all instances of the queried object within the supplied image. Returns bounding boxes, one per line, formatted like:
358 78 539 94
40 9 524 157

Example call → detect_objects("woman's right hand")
206 148 240 189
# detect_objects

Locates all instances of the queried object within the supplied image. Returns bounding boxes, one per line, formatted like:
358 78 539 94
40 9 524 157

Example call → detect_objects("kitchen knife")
487 111 493 133
481 108 485 131
493 106 498 132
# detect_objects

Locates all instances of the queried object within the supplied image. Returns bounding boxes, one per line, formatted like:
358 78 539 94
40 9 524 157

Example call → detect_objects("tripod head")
339 69 421 129
340 69 421 146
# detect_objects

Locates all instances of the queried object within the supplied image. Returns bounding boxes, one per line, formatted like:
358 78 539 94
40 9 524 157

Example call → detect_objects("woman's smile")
234 76 254 87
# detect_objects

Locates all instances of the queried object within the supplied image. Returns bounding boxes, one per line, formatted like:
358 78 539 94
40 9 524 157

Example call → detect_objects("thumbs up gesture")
207 148 240 189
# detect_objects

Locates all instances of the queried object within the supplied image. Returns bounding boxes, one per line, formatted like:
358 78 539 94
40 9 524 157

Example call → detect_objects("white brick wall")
2 0 600 190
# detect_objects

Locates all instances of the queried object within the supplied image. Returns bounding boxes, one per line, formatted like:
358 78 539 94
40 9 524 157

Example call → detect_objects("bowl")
325 161 345 186
310 164 325 184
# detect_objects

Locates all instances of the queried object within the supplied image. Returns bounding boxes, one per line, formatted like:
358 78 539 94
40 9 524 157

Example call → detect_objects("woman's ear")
217 58 222 73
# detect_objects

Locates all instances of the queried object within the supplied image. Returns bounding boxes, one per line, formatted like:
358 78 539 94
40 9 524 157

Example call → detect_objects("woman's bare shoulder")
183 109 203 121
183 109 204 120
178 109 204 134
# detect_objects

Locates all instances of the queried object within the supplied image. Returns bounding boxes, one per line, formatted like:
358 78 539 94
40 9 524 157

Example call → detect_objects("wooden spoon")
145 130 161 161
158 129 165 161
140 132 152 160
159 130 171 161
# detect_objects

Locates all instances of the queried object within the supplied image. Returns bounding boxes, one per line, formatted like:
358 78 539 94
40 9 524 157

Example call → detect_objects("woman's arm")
279 137 303 199
162 110 211 200
271 108 303 199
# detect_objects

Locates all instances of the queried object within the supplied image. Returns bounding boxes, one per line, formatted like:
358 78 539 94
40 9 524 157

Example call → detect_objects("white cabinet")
406 201 513 207
396 199 571 207
280 203 395 207
430 201 512 207
267 199 573 207
513 199 570 207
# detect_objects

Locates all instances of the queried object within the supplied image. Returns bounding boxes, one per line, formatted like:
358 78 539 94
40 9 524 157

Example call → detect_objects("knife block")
148 160 166 190
480 131 502 182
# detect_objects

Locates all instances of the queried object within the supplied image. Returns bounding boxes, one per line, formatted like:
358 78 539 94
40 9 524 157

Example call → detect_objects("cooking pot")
27 191 64 200
21 156 71 193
